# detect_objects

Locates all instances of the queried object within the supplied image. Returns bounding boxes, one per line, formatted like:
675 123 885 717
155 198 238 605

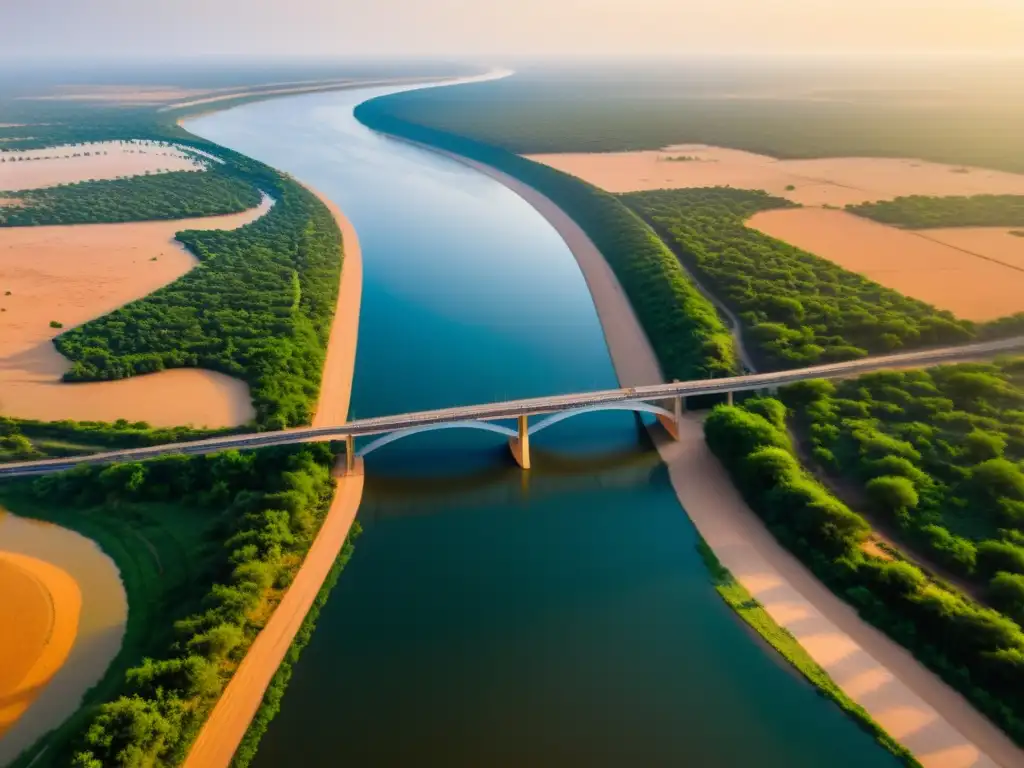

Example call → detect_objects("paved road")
3 335 1023 478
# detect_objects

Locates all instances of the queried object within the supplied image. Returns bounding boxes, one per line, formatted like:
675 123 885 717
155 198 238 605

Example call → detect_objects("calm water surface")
187 87 896 767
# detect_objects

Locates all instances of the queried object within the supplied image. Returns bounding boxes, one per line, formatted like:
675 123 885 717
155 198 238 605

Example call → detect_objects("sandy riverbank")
308 189 363 427
0 553 81 743
182 185 364 768
0 512 127 765
450 151 1023 767
0 196 270 426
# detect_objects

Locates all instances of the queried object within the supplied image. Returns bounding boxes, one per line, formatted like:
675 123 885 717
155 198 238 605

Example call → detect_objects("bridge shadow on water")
357 412 664 521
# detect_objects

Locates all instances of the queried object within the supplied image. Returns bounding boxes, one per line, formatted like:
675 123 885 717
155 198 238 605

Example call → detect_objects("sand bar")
748 207 1024 321
528 145 1024 207
0 141 206 191
183 186 364 767
0 512 126 765
0 553 81 743
0 196 271 427
452 150 1022 767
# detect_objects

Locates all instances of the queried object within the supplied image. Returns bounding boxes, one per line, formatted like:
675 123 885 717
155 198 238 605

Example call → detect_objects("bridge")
2 336 1023 479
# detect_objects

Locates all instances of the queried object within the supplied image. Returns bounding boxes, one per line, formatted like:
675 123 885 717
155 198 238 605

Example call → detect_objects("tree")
989 572 1024 625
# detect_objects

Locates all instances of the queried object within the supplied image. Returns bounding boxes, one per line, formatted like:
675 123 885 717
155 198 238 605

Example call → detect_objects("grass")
0 487 229 768
695 537 921 767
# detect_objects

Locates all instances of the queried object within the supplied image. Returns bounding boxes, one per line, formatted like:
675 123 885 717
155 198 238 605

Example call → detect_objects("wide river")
187 84 897 767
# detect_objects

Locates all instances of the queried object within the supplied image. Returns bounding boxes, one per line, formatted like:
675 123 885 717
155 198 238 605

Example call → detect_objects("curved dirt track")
452 151 1023 768
182 186 364 768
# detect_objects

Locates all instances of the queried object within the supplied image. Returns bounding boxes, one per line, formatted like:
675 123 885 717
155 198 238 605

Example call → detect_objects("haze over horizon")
3 0 1022 60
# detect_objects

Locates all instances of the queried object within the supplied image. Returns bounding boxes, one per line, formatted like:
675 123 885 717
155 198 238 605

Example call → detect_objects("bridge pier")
345 434 355 472
509 414 531 470
727 391 734 406
656 387 683 441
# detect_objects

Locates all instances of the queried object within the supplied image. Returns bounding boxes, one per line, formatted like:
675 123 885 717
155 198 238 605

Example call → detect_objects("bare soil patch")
0 141 207 191
748 208 1024 321
0 198 270 426
528 144 1024 206
917 227 1024 271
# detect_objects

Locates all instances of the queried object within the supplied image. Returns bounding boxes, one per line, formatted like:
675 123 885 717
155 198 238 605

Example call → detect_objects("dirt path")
183 187 364 768
450 151 1023 768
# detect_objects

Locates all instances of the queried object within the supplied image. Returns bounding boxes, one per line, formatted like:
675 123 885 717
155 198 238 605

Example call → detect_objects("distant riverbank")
408 143 1021 767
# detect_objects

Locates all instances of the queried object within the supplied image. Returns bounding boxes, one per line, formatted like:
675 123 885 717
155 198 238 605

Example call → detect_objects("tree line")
848 194 1024 229
705 397 1024 744
0 169 261 227
621 187 975 370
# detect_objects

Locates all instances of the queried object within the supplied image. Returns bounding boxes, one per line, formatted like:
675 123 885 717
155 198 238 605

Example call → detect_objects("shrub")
977 540 1024 579
865 476 920 517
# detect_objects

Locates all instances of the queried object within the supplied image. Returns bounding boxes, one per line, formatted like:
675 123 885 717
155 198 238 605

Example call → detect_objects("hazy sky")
3 0 1023 59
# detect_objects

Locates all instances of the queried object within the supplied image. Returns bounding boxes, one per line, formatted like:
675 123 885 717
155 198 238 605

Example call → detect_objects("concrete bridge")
2 336 1023 479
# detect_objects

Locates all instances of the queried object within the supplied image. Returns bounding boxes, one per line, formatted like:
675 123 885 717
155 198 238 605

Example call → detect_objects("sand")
0 513 126 765
748 208 1024 321
0 197 271 427
18 85 209 105
0 141 207 191
0 553 81 743
452 150 1023 767
528 144 1024 207
181 187 364 767
308 190 363 428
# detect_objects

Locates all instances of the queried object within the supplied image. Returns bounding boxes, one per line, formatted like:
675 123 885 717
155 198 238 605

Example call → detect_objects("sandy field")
0 140 207 191
0 197 270 427
748 208 1024 321
0 512 126 765
18 85 209 105
458 152 1022 767
919 227 1024 271
528 144 1024 207
0 553 81 743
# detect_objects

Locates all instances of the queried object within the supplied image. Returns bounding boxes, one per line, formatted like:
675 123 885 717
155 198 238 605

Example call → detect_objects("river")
186 84 898 767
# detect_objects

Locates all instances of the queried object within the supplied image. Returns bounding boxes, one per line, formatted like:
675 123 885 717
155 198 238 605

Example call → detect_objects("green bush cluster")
705 400 1024 742
0 415 230 460
620 187 974 368
354 97 737 380
0 168 262 227
848 195 1024 229
21 444 340 767
53 154 343 429
784 360 1024 598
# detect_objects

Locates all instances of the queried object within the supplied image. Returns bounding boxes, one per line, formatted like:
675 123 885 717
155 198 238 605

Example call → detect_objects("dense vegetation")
785 360 1024 595
364 63 1024 173
695 538 919 766
0 168 262 227
620 188 974 369
0 415 231 461
2 443 353 768
356 96 737 380
53 155 342 429
848 195 1024 229
705 398 1024 744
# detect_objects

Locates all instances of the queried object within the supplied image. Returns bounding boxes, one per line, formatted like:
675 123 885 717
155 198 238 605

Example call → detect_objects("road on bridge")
2 335 1023 478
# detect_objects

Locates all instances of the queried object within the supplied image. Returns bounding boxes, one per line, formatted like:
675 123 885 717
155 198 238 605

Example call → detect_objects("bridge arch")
356 420 517 458
527 401 673 437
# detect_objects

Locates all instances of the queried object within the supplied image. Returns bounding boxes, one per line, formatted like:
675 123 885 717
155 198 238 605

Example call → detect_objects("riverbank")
445 150 1022 767
181 182 365 768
